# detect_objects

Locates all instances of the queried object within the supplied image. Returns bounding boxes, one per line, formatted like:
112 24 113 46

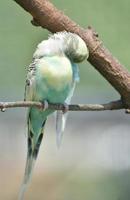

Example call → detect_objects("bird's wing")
19 58 45 200
55 63 79 147
24 59 37 101
19 110 46 200
23 59 38 140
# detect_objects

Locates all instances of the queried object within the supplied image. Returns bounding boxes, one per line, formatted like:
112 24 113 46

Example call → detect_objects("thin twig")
0 100 124 112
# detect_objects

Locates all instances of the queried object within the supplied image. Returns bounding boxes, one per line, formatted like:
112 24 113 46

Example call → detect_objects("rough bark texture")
14 0 130 107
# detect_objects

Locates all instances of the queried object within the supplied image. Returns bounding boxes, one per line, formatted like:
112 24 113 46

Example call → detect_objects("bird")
18 31 89 200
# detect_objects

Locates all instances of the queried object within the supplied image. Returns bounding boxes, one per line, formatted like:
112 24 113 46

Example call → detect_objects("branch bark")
13 0 130 107
0 100 124 112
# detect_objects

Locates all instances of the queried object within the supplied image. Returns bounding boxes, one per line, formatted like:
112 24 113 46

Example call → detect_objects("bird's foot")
62 102 69 114
40 100 49 111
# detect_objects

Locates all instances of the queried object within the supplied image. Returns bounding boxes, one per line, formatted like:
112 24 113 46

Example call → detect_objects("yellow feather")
38 56 72 90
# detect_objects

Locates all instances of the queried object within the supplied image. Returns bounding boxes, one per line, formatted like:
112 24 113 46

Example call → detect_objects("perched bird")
19 31 89 199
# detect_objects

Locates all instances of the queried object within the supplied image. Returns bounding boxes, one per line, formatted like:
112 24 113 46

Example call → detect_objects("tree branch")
13 0 130 107
0 100 124 112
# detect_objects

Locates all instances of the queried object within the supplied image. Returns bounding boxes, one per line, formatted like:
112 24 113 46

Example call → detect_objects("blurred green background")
1 0 130 200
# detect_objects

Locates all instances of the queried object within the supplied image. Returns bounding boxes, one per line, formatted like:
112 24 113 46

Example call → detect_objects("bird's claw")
62 103 69 114
1 107 6 112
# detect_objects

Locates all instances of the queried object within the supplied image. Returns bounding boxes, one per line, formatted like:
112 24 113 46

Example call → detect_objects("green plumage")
19 31 89 200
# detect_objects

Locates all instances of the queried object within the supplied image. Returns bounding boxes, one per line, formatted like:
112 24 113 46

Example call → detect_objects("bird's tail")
18 154 36 200
18 109 46 200
55 81 77 148
56 111 67 148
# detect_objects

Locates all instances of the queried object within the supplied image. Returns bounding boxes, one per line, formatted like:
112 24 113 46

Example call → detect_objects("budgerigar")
19 31 89 200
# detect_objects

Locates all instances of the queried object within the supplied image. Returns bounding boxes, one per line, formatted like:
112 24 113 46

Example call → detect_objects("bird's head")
49 31 89 63
33 31 89 63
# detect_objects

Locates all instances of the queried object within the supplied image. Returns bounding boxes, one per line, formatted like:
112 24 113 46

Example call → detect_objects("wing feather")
24 59 37 101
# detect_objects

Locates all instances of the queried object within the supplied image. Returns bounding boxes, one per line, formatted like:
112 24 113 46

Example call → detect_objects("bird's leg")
43 100 49 110
62 102 69 114
40 100 49 111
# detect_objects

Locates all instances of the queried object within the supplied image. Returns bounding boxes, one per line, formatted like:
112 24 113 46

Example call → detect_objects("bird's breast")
37 56 72 90
35 56 73 102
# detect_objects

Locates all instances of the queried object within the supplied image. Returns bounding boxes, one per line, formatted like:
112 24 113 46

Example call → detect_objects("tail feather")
18 155 36 200
56 111 67 148
18 115 45 200
55 82 76 148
